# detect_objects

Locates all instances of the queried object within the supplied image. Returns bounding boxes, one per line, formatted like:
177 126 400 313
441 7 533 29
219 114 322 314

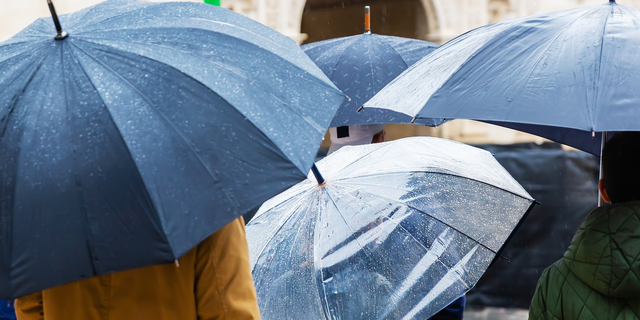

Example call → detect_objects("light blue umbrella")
364 0 639 156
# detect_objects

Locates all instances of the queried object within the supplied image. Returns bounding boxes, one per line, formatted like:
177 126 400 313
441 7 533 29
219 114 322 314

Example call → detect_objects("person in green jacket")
529 132 640 319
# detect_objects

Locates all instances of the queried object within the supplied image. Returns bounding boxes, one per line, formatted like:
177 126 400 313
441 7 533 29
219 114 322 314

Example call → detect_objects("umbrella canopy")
364 0 640 156
0 0 344 299
247 137 535 320
301 11 442 127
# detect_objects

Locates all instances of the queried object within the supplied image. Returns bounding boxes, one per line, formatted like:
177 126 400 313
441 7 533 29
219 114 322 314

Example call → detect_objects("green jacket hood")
563 201 640 298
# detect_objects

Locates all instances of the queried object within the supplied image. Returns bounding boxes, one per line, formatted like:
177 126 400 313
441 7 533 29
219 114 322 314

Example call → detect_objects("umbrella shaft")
364 6 371 33
47 0 63 36
311 163 325 185
598 132 608 207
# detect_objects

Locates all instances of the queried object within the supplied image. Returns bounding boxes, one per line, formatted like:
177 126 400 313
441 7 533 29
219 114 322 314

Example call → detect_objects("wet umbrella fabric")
0 0 344 299
364 1 640 156
246 137 535 320
302 34 445 127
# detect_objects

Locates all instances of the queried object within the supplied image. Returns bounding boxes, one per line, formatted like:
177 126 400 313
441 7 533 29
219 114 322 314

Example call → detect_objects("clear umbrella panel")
247 137 535 319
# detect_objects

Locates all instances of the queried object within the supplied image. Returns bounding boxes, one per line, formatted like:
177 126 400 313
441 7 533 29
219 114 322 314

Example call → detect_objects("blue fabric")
430 295 466 320
0 0 343 300
0 300 16 320
302 34 445 127
365 2 640 156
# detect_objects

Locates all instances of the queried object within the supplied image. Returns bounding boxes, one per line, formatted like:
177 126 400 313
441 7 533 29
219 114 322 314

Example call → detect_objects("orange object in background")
15 218 260 320
364 6 371 33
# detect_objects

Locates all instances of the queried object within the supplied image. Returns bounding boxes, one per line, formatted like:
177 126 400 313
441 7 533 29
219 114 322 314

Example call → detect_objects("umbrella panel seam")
0 43 54 298
73 35 341 172
64 42 175 261
250 189 313 270
330 170 532 201
333 180 530 255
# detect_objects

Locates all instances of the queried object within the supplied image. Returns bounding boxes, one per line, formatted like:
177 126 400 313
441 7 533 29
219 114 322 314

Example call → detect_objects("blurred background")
2 0 636 318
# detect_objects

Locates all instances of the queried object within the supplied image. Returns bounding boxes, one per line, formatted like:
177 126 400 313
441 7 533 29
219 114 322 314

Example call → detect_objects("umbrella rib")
314 192 386 304
1 45 53 138
1 43 54 296
0 39 49 64
323 187 387 267
66 43 179 258
60 43 100 276
72 22 324 85
593 4 614 129
68 2 158 33
326 36 362 80
75 35 340 129
72 37 341 173
320 186 448 309
377 35 410 69
504 7 604 122
407 22 521 120
316 141 393 176
250 189 314 270
71 43 223 187
364 37 379 92
72 37 321 171
67 3 321 83
335 182 511 255
328 183 443 263
74 31 339 91
334 170 532 201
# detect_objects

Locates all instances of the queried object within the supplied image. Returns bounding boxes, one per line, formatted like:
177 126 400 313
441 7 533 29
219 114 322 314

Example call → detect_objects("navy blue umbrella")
302 7 443 127
0 0 344 299
365 0 639 156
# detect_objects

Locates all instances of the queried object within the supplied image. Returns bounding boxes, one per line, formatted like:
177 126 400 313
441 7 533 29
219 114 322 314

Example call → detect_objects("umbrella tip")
311 163 326 186
364 6 371 34
411 117 417 124
47 0 68 40
357 106 364 112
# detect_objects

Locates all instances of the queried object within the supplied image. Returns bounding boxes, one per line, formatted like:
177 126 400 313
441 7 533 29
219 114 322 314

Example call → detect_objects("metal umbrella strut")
301 7 444 127
364 0 638 205
247 137 536 320
0 0 345 299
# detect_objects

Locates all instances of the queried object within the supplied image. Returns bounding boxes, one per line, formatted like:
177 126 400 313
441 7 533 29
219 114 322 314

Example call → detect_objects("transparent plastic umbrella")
246 137 536 320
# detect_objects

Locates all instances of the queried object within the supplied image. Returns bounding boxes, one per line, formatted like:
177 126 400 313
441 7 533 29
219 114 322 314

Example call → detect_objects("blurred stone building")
3 0 638 145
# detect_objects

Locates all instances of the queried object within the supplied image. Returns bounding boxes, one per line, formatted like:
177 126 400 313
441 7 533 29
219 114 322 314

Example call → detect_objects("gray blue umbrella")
301 7 442 127
364 0 639 156
0 0 344 299
247 137 536 320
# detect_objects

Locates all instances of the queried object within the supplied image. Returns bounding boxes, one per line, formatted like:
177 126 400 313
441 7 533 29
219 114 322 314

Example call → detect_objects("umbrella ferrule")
364 6 371 34
47 0 68 40
311 163 326 185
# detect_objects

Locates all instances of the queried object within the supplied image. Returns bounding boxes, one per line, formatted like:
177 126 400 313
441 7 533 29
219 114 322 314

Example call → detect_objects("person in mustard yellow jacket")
14 217 260 320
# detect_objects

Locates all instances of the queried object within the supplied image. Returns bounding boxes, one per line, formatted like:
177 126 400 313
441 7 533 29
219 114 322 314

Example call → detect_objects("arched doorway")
300 0 430 45
300 0 440 145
